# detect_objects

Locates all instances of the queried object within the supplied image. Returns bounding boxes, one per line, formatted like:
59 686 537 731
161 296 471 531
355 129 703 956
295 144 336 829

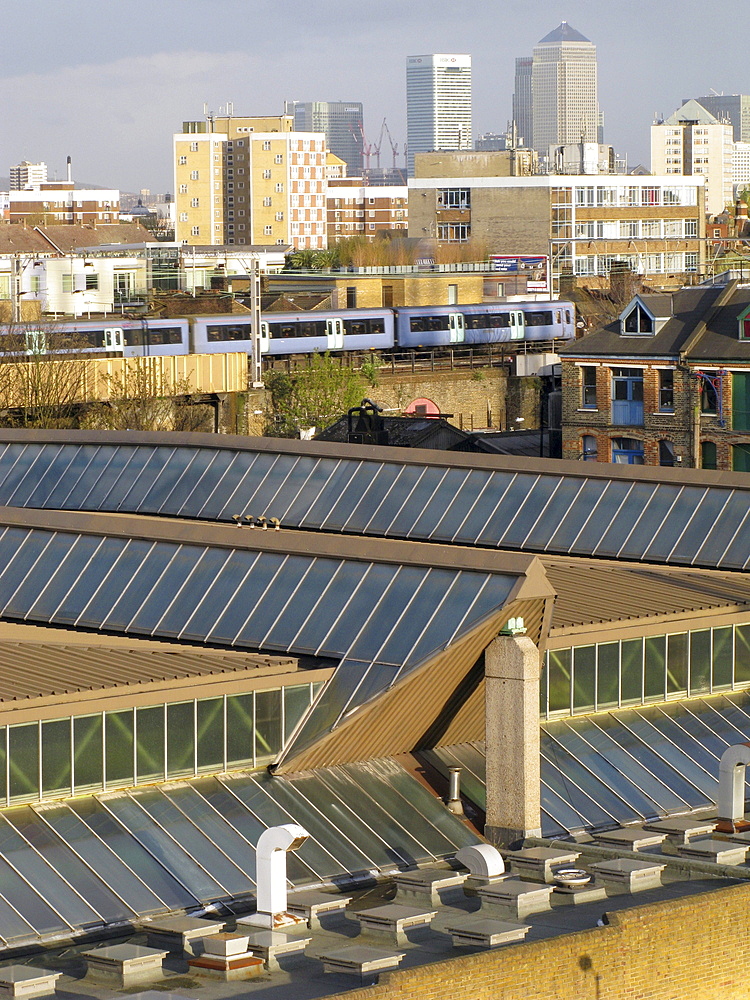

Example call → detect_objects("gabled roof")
537 21 591 44
664 100 719 126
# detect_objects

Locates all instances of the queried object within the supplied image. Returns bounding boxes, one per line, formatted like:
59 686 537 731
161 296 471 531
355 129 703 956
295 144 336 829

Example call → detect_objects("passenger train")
2 301 576 360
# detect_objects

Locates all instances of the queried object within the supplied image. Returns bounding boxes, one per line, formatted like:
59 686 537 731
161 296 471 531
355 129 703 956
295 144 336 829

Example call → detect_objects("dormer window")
737 305 750 339
623 304 653 334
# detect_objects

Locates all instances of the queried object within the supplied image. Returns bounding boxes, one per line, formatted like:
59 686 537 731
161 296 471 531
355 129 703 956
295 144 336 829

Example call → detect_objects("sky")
2 0 749 194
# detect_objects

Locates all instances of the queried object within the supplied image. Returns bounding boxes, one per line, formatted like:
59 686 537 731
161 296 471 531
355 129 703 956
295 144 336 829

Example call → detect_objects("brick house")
559 277 750 469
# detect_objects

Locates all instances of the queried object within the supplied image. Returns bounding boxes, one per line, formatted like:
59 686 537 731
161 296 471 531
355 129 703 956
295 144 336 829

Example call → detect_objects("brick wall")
324 880 750 1000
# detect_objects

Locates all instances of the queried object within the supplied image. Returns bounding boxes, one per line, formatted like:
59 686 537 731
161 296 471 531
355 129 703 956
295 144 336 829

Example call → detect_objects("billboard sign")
488 255 549 291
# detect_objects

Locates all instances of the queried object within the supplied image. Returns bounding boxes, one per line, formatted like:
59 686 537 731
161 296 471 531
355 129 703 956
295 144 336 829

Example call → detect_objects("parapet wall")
327 880 750 1000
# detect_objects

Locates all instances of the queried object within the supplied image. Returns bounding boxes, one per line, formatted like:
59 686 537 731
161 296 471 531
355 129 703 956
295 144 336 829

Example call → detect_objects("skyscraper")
406 54 472 176
287 101 364 175
531 22 598 158
512 57 533 148
687 94 750 143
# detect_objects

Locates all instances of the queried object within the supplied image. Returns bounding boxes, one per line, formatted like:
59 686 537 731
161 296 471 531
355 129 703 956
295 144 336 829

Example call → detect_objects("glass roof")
0 520 517 753
0 439 746 570
421 690 750 838
0 760 479 951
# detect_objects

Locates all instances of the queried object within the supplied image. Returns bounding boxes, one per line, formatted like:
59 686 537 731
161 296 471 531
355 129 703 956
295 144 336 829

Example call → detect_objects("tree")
264 352 367 436
0 324 90 428
85 359 205 432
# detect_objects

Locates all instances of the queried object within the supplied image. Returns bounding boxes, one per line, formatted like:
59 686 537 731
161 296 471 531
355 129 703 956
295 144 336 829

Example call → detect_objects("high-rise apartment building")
530 22 598 158
687 94 750 143
10 161 47 190
174 115 327 248
512 57 533 148
651 100 733 215
286 102 364 175
406 54 472 176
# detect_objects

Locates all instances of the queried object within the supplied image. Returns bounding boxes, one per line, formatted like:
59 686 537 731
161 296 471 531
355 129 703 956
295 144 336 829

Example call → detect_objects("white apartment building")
651 100 733 216
406 54 472 176
531 23 598 157
174 119 327 249
9 161 47 191
733 141 750 197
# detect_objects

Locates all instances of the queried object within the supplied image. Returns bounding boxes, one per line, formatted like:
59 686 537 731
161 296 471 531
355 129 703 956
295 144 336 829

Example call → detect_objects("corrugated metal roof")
0 641 299 703
544 557 750 630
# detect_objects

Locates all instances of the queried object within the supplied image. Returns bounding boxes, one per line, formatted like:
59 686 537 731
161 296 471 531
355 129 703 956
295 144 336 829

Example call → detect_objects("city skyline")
2 0 750 193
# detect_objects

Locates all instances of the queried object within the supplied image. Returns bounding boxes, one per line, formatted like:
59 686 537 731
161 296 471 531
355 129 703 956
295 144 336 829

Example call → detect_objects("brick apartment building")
560 277 750 469
327 183 407 241
8 182 119 226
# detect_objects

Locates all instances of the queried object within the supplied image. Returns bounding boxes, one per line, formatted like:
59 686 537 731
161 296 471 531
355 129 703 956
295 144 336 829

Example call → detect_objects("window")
437 188 471 209
190 197 199 208
85 273 98 290
611 437 645 464
659 439 677 466
437 223 470 242
346 287 357 308
699 372 718 414
733 372 750 430
685 219 698 237
581 366 597 408
611 368 644 425
658 369 674 411
190 170 199 180
701 440 718 470
263 197 272 207
263 169 272 179
264 225 273 235
191 226 200 236
623 304 654 334
179 155 187 165
62 274 73 293
179 184 188 194
179 212 188 222
581 435 598 460
275 182 284 193
274 154 283 164
190 141 198 152
275 212 284 221
263 140 271 150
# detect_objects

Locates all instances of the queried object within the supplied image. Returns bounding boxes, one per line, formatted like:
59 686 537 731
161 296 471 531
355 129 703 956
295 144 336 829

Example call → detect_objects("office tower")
687 94 750 143
287 101 364 175
406 54 472 176
174 115 327 247
512 57 533 148
10 160 47 190
531 22 598 157
651 100 733 215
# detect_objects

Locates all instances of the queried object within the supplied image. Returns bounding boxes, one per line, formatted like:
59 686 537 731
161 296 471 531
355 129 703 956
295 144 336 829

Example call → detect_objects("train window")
526 311 554 326
489 314 511 328
410 317 425 333
466 315 486 329
206 324 252 342
566 310 572 324
427 315 450 331
555 311 561 323
370 319 385 335
123 330 145 346
345 321 367 336
296 321 327 337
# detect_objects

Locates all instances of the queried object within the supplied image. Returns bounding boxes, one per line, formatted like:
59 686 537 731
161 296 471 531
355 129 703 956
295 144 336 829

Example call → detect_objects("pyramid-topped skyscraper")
523 21 598 157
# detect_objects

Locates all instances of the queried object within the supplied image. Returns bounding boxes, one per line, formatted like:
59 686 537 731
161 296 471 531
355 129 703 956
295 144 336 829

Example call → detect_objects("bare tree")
85 358 205 432
0 323 89 428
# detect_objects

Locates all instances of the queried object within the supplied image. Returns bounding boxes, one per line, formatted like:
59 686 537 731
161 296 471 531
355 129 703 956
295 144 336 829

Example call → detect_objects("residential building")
408 164 705 284
651 100 734 215
512 56 533 149
327 184 407 242
286 100 364 175
733 141 750 195
531 22 599 158
406 54 472 176
687 93 750 143
9 160 47 190
560 277 750 469
8 183 120 226
174 116 327 249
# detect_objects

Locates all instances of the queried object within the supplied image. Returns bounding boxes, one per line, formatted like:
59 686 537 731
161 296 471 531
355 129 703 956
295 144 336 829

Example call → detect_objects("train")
3 300 576 360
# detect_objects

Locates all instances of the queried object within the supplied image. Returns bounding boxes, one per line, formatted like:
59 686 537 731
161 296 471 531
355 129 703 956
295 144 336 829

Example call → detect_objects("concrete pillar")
484 634 541 848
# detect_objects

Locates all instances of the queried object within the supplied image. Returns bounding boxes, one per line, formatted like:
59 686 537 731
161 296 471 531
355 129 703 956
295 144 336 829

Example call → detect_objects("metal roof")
0 431 747 571
423 689 750 837
0 506 537 757
0 758 479 951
